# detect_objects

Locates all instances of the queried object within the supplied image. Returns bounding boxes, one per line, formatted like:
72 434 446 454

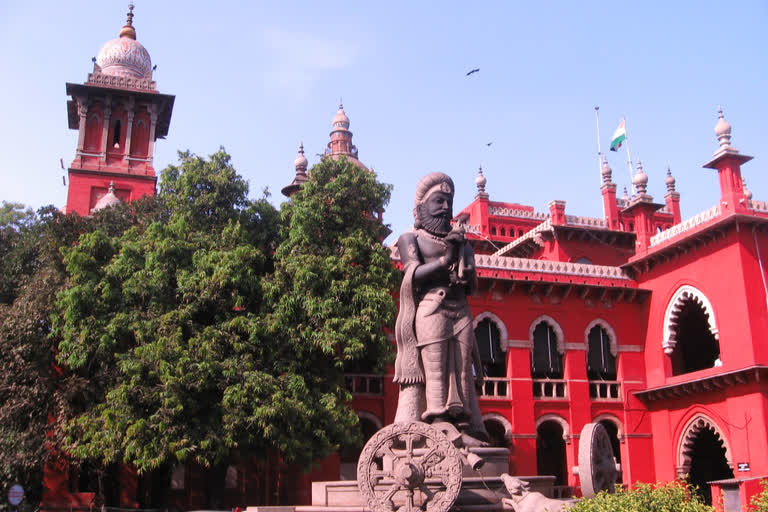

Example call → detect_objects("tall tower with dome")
63 4 174 215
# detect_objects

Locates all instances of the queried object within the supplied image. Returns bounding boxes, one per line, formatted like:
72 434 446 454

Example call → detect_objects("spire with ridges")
119 3 137 39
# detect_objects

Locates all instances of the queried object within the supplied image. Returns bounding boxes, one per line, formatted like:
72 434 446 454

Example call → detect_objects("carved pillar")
75 96 89 153
100 95 113 163
146 103 159 170
123 98 136 164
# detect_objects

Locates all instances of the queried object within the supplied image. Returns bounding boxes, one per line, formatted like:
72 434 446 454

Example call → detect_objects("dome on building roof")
91 182 122 213
294 143 308 171
332 103 350 130
96 4 152 79
632 161 648 194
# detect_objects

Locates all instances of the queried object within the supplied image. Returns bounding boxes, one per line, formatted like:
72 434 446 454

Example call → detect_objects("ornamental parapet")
649 204 722 247
474 253 631 279
564 215 607 228
749 200 768 213
493 219 552 256
87 71 157 91
488 206 548 220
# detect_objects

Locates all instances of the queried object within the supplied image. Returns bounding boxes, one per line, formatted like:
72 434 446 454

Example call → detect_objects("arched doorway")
597 419 622 484
536 420 567 486
678 416 734 505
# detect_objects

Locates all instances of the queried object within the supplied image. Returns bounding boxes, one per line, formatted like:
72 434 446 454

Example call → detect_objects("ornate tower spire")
665 166 676 193
475 166 488 199
601 156 613 184
119 3 137 40
281 143 310 198
632 161 649 196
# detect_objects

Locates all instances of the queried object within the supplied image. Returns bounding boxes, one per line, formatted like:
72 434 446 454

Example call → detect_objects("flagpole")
595 107 603 183
623 117 635 192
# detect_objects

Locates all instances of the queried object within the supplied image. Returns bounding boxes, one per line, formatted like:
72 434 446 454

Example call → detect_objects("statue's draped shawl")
394 263 424 384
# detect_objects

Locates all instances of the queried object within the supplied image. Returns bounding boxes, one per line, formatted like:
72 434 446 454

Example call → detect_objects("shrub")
570 481 715 512
751 480 768 512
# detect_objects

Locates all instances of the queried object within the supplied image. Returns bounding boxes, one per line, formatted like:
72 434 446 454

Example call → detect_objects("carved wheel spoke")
358 422 463 512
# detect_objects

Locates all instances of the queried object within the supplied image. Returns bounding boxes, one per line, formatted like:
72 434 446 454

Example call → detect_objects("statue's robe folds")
393 230 485 436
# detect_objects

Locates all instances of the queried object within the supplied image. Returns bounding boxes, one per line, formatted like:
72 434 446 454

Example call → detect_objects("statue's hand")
444 225 466 245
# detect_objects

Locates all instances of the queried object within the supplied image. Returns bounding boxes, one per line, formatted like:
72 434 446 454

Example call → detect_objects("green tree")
751 480 768 512
0 204 132 511
570 481 715 512
258 156 398 465
55 149 280 480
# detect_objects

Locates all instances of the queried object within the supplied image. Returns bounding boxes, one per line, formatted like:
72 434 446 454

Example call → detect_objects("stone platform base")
310 475 555 508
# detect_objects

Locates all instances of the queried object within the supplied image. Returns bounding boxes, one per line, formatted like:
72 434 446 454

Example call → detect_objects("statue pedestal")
311 447 556 509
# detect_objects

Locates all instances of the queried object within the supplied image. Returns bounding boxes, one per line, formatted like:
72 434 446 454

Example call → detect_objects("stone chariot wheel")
578 422 620 498
357 421 463 512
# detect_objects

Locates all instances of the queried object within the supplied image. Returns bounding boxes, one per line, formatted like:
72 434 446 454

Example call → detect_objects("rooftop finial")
601 156 613 184
665 166 676 193
474 166 488 199
119 3 137 39
632 160 649 195
714 105 734 151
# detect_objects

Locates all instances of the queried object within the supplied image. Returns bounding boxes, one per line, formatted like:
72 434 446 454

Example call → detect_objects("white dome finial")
601 156 612 184
715 105 733 150
665 166 676 193
475 166 488 198
632 160 648 195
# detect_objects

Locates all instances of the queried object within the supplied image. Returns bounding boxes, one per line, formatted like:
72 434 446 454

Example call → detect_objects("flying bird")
466 68 480 76
486 142 493 146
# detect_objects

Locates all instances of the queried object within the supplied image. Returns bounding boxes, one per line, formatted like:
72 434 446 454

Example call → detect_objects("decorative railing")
589 380 622 401
493 219 552 256
345 374 384 396
750 200 768 212
564 215 607 228
649 204 722 247
532 379 567 399
474 253 631 280
87 71 156 91
488 206 548 220
480 377 510 399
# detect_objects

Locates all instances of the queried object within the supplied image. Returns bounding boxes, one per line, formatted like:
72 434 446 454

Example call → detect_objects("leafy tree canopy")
53 150 395 476
570 481 715 512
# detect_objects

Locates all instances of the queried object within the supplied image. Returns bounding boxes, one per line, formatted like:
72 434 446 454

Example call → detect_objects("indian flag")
610 119 627 152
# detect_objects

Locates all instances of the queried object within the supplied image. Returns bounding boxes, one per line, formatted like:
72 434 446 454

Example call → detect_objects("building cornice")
633 366 768 402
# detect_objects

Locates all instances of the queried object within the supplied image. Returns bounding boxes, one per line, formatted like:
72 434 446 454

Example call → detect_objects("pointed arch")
584 319 618 356
529 315 564 354
482 412 513 447
676 414 733 477
474 312 508 351
593 413 624 443
663 285 718 355
536 413 570 443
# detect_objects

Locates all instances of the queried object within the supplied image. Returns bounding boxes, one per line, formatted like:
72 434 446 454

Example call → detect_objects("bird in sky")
486 142 493 146
466 68 480 76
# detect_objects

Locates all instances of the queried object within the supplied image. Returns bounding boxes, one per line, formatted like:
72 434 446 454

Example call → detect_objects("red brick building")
46 8 768 512
62 4 174 217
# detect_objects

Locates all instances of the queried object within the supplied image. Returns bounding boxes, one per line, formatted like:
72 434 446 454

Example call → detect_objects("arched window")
491 226 497 235
84 113 102 152
500 227 506 236
518 229 524 237
112 118 122 148
586 324 617 381
531 321 563 379
475 318 506 377
130 117 149 158
664 287 720 375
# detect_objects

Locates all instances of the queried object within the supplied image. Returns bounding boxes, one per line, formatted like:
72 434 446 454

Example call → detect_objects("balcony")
480 377 510 399
589 380 622 401
532 379 567 399
344 373 384 396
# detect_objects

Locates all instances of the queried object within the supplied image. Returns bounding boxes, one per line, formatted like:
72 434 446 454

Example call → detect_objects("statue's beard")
416 206 452 236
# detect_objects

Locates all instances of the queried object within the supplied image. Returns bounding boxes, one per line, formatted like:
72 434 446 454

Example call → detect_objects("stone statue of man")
394 172 488 445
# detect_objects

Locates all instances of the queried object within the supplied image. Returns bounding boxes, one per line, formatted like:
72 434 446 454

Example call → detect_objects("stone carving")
393 172 488 446
576 423 620 498
501 475 576 512
357 421 463 512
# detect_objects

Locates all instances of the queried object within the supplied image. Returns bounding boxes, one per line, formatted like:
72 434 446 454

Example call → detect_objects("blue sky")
1 1 767 242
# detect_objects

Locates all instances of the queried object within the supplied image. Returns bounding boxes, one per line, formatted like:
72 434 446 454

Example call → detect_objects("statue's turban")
414 172 455 206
